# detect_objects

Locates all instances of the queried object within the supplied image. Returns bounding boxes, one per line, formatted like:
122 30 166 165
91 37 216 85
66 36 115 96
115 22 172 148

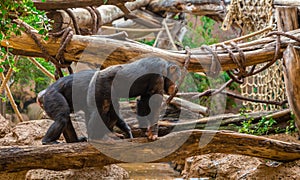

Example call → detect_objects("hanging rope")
166 46 191 105
14 19 74 80
65 8 81 35
191 30 300 106
85 6 102 34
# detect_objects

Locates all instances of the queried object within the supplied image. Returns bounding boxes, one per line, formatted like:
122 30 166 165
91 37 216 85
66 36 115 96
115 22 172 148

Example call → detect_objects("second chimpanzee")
38 57 180 144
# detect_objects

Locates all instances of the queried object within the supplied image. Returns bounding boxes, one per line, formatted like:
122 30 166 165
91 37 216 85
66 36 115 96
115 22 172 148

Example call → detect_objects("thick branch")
157 109 291 134
1 130 300 173
48 0 151 33
274 0 300 6
164 95 208 115
2 29 300 72
33 0 134 10
147 0 225 22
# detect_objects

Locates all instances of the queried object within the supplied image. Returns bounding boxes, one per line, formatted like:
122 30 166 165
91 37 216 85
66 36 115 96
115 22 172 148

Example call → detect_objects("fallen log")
3 28 300 72
274 0 300 6
164 95 208 115
147 0 225 22
155 109 292 135
1 130 300 173
48 0 151 34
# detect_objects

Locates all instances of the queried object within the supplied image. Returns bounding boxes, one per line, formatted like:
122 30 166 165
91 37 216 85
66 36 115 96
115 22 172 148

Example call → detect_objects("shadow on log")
1 130 300 173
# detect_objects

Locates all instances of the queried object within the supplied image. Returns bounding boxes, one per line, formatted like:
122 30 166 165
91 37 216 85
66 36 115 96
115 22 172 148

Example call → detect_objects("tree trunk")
283 45 300 135
3 28 300 72
1 130 300 173
147 0 225 22
276 6 299 32
33 0 134 10
274 0 300 6
48 0 151 34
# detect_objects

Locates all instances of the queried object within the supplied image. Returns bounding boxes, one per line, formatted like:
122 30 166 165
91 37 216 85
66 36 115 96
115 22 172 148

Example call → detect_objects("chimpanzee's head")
164 63 181 95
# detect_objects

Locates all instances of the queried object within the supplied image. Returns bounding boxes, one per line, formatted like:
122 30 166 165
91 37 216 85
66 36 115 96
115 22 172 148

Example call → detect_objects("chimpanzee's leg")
110 100 133 138
137 96 150 129
140 78 164 140
42 91 79 144
137 94 163 140
87 109 108 140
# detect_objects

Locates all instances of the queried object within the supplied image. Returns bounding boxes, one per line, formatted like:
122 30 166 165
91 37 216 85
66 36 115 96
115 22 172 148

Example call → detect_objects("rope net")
223 0 287 111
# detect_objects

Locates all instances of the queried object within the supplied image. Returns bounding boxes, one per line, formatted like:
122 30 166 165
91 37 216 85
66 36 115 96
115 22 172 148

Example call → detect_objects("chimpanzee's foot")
78 136 87 142
146 129 158 140
146 125 159 140
42 140 60 145
147 133 158 141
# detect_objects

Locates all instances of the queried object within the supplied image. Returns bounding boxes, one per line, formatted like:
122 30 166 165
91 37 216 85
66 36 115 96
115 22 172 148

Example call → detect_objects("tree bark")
33 0 134 10
1 130 300 173
3 28 300 72
147 0 225 22
164 95 208 115
276 6 299 32
283 45 300 135
274 0 300 6
155 109 291 135
47 0 152 34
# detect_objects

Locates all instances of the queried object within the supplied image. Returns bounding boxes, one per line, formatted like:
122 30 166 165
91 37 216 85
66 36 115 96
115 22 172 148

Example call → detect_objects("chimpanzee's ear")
168 65 178 73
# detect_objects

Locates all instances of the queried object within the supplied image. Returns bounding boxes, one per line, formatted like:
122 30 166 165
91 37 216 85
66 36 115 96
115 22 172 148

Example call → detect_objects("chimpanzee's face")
164 64 181 95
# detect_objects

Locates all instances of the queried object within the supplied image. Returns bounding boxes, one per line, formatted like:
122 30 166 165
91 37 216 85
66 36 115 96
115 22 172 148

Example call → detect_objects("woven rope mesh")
223 0 286 111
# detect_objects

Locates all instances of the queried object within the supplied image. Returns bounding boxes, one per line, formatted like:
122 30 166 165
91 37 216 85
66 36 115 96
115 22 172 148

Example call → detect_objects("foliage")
181 16 239 91
0 0 51 40
285 114 298 134
0 0 54 99
182 16 218 48
13 57 55 93
138 39 155 46
237 109 297 135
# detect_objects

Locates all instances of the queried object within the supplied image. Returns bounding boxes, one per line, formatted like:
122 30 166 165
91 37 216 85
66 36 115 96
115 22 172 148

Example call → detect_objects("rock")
25 165 129 180
26 103 44 120
0 114 10 138
182 133 300 179
0 119 53 146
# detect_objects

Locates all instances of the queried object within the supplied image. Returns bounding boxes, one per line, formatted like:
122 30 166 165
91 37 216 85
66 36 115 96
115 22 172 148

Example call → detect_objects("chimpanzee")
38 57 180 144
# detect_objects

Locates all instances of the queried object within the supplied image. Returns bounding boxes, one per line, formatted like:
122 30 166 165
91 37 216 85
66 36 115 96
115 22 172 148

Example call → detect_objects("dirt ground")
1 115 300 179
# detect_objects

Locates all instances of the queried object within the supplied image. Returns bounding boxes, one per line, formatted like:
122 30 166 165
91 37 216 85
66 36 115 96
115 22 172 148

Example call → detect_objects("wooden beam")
3 28 300 72
276 6 299 32
48 0 152 34
274 0 300 6
33 0 134 10
147 0 225 22
1 130 300 173
283 45 300 135
164 95 208 115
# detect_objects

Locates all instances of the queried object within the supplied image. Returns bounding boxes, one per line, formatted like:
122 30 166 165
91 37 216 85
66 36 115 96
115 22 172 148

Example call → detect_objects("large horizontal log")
33 0 134 10
48 0 151 33
1 130 300 173
274 0 300 6
3 29 300 72
147 0 225 22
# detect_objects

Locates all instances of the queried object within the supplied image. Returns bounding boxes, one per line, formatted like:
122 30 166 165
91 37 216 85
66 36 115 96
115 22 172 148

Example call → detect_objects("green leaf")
38 29 45 35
